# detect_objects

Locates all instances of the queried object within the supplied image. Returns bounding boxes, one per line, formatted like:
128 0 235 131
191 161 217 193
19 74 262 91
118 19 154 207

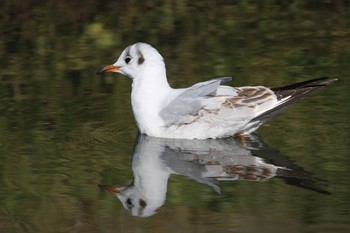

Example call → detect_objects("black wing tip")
308 77 338 86
272 77 338 91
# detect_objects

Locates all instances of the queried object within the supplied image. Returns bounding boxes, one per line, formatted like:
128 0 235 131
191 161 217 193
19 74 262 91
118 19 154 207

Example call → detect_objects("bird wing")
160 76 337 135
159 77 232 125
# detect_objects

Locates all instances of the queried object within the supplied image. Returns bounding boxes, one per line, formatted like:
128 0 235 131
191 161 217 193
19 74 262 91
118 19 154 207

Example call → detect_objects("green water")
1 1 349 233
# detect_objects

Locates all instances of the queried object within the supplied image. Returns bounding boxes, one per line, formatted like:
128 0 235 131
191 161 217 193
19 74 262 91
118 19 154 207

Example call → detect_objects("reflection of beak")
96 65 120 74
98 184 121 193
106 187 121 193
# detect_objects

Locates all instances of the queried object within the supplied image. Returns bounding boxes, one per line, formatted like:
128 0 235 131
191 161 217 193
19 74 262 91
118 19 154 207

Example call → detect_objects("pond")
1 1 349 233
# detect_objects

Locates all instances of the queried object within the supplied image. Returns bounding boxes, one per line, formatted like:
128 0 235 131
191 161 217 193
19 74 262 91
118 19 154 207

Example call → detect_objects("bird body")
98 42 337 139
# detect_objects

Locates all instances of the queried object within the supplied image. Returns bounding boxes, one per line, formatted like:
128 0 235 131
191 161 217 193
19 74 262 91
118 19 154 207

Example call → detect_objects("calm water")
1 1 350 233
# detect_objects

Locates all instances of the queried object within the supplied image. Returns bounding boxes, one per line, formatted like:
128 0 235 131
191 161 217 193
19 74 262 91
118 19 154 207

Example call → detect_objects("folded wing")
159 77 232 125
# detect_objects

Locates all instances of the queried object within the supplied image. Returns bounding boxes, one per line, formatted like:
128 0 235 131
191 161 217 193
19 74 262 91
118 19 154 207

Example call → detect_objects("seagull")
97 42 337 139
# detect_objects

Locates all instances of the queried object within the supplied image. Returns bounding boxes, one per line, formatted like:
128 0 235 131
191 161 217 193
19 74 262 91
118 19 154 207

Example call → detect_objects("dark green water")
1 1 349 233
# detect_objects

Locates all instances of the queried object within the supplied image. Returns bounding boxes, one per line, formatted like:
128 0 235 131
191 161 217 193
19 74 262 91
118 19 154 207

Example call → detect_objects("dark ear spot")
137 49 145 65
138 56 145 65
139 199 147 208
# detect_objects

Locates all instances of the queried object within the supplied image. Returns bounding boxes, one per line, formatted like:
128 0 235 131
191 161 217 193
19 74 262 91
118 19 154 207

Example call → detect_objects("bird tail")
242 77 337 133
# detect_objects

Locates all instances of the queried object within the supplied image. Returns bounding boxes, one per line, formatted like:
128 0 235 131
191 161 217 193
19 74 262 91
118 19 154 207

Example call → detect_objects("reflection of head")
115 185 165 217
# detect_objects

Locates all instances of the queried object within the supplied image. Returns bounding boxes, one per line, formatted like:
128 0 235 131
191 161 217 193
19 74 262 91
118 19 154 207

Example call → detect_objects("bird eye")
125 56 131 64
126 198 134 208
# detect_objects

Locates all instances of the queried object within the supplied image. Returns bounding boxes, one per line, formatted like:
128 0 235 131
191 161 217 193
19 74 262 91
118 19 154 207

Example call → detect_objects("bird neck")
132 61 171 93
132 153 171 201
131 63 172 134
133 167 170 201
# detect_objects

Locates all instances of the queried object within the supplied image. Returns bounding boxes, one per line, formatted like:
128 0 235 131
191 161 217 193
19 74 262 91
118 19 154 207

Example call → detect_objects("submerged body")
98 42 337 139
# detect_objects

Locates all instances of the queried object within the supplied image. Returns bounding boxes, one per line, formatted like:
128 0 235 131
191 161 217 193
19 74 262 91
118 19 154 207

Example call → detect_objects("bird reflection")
100 134 329 217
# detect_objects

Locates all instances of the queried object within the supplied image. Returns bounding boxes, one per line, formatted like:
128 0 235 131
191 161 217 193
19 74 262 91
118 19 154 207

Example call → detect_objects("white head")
115 185 165 217
97 42 165 80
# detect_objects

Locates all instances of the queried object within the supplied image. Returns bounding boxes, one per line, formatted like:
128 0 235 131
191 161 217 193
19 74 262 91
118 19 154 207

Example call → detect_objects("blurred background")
0 1 349 233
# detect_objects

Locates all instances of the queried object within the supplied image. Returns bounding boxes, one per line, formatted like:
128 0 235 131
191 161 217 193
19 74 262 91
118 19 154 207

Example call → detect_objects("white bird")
97 42 337 139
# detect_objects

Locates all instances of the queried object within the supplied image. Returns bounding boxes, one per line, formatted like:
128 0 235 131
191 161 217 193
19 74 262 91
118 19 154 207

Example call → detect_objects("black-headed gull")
97 42 337 139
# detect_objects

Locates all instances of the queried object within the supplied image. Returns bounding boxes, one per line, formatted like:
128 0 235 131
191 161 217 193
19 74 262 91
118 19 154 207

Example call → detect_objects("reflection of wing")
248 135 331 195
159 77 232 125
161 136 282 186
159 134 330 195
162 145 222 194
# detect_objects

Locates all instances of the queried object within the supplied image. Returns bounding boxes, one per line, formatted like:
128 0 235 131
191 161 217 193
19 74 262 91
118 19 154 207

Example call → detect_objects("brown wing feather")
222 86 274 108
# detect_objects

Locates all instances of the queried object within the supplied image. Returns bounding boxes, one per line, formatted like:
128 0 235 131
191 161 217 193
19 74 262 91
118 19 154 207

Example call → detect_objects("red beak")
96 65 120 74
